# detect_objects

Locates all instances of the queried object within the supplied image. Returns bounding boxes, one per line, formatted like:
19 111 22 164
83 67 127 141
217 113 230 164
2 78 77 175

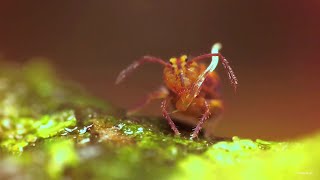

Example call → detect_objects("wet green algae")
0 59 319 179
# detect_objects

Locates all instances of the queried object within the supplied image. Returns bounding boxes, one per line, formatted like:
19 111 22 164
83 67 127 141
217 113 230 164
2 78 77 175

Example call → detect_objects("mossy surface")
0 59 319 180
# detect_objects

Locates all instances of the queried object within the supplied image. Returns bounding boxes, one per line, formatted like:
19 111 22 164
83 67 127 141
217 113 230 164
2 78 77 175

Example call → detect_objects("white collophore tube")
187 43 222 102
194 42 222 89
208 42 222 73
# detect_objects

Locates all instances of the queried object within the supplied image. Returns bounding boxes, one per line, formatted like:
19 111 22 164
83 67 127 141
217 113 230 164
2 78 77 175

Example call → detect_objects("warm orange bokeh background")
0 1 319 140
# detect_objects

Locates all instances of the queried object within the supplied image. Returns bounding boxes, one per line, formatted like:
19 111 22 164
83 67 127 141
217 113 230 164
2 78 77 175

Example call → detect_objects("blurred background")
0 1 319 140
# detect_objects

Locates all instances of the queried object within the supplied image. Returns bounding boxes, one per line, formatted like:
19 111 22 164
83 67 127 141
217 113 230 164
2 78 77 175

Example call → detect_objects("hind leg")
127 86 169 115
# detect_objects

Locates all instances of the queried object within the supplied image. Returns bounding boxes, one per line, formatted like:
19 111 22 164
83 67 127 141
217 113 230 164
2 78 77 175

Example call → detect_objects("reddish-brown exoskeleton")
116 43 238 139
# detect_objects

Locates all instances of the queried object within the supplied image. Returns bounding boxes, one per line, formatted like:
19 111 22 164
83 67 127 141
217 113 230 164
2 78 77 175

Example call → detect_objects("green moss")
173 135 320 179
47 139 79 179
0 59 319 179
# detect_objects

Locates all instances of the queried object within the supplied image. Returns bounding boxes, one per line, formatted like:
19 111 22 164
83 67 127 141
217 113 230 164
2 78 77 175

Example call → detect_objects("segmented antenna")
115 56 170 84
115 61 139 84
221 57 238 92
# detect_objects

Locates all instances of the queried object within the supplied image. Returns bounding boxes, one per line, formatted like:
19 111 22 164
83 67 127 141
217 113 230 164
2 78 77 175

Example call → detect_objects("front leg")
190 99 223 140
190 100 211 140
161 97 180 136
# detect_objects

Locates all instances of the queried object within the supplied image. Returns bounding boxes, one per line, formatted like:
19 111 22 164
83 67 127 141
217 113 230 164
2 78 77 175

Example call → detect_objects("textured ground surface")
0 59 319 180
